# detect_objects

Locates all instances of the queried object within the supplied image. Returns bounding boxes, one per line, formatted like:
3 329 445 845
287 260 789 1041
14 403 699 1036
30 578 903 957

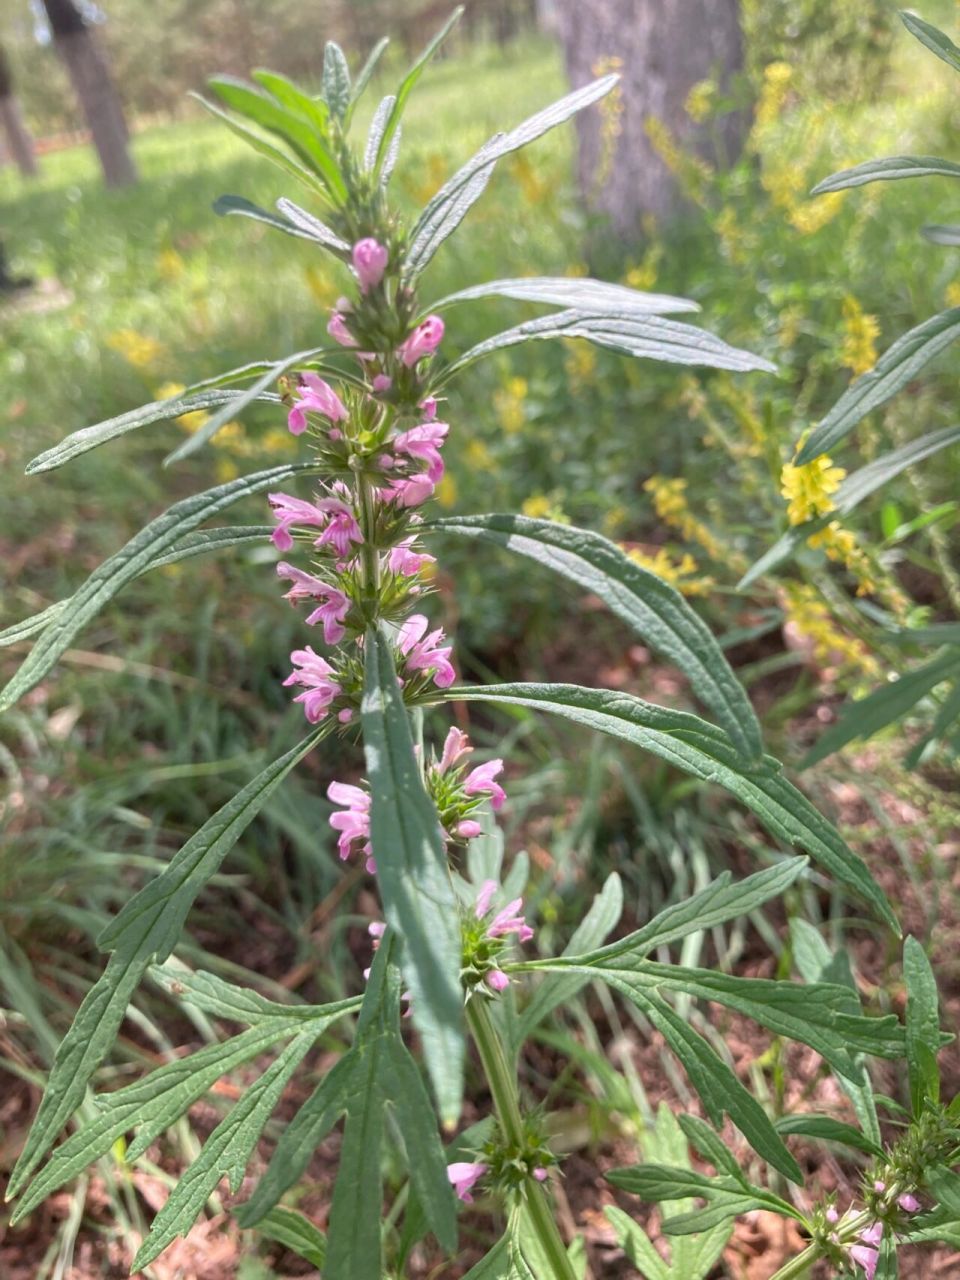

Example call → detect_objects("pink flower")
873 1180 886 1194
305 588 351 645
850 1221 883 1280
387 537 436 578
313 499 363 558
420 396 438 420
393 421 449 483
464 759 506 811
328 311 358 348
352 238 388 291
397 614 455 688
269 492 330 551
387 473 435 508
485 969 509 992
287 373 348 435
447 1162 487 1204
533 1167 548 1182
456 819 483 838
439 727 472 773
372 373 393 393
398 315 444 367
825 1206 840 1225
899 1193 921 1213
475 881 535 942
328 781 374 872
283 647 341 723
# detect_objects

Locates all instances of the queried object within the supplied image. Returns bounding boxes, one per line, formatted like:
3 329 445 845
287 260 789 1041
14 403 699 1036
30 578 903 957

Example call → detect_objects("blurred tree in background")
0 40 36 176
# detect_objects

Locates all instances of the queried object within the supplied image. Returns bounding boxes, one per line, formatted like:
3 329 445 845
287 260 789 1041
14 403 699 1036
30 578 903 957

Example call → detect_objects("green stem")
768 1244 817 1280
357 471 381 595
466 998 577 1280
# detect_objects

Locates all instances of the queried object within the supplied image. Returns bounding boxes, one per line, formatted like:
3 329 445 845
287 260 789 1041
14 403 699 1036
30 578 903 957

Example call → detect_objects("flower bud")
352 238 389 291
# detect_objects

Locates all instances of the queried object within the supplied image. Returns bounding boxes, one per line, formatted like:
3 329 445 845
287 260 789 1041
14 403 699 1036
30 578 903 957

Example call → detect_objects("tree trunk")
553 0 746 239
0 45 37 178
42 0 137 187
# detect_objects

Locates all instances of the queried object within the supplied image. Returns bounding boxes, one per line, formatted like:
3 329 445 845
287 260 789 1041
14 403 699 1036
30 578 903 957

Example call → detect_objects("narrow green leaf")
678 1114 749 1182
251 69 331 135
571 860 806 964
237 1052 356 1225
443 310 776 379
923 224 960 246
603 1208 671 1280
207 77 346 198
276 197 349 250
0 526 272 650
350 37 390 114
132 1032 316 1270
374 7 465 175
773 1114 884 1158
0 464 313 714
165 347 328 463
901 12 960 74
455 682 897 930
739 424 960 588
322 42 352 118
811 156 960 195
460 1236 512 1279
25 388 282 475
433 275 698 317
511 872 622 1051
904 935 942 1115
802 649 960 766
407 76 618 275
213 194 324 242
796 308 960 463
10 1024 291 1222
255 1207 326 1266
361 629 464 1125
192 92 326 196
630 992 802 1180
6 732 321 1199
149 963 361 1028
607 1163 799 1223
431 514 763 760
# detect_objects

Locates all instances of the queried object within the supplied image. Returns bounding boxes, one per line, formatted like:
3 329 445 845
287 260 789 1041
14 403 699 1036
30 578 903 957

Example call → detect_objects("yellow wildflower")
752 61 793 136
494 377 528 434
624 241 663 291
715 206 750 264
465 438 495 470
644 116 712 204
592 56 624 190
780 455 846 525
108 328 165 370
761 161 805 215
777 305 805 349
405 151 448 204
840 295 880 376
521 494 554 519
684 78 716 123
564 340 596 390
157 248 185 281
215 456 240 484
262 427 297 453
789 190 846 236
303 264 339 308
436 473 458 508
644 476 724 561
946 281 960 307
626 545 714 596
510 151 549 205
781 582 880 677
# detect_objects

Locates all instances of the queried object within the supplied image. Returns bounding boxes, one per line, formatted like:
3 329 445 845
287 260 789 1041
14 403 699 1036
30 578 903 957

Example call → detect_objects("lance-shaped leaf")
165 347 330 463
923 224 960 246
407 75 618 275
430 514 763 760
133 1031 317 1270
740 424 960 587
148 963 360 1030
213 194 328 242
795 308 960 463
432 275 698 317
206 77 346 199
349 37 390 116
193 92 326 196
322 42 351 119
791 918 881 1148
7 732 323 1197
26 387 282 475
276 197 349 250
811 156 960 195
373 7 464 174
607 1163 802 1235
802 648 960 766
623 991 802 1180
902 11 960 72
1 525 272 649
361 629 464 1125
904 935 943 1116
256 1207 327 1267
442 310 776 378
0 464 313 715
774 1114 884 1158
511 872 622 1052
250 69 331 135
454 682 896 930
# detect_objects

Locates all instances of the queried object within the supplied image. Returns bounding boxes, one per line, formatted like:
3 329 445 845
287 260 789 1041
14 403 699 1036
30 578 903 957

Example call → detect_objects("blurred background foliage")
1 1 959 1271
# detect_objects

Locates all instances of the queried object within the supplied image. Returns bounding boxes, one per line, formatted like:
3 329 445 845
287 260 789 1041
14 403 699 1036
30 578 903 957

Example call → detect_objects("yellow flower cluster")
108 329 166 370
509 151 549 205
564 340 597 391
623 241 663 291
644 475 724 561
789 191 846 236
493 376 528 434
522 494 568 522
592 55 624 190
807 523 877 596
644 116 713 206
840 295 880 376
780 455 846 525
752 61 793 136
684 78 717 124
782 582 880 676
626 545 714 596
403 151 448 205
155 381 293 482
